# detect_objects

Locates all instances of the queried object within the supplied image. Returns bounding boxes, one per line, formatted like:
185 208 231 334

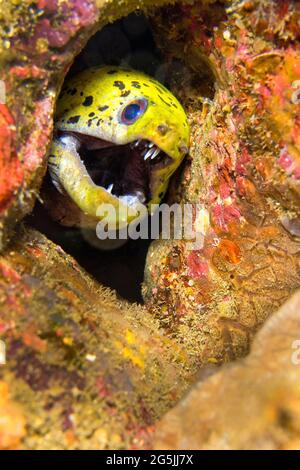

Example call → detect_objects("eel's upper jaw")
130 139 166 162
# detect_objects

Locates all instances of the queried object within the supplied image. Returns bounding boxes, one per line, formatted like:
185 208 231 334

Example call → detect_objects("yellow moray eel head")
48 66 190 227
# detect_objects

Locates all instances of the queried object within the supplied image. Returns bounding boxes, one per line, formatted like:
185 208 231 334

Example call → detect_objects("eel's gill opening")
29 5 217 303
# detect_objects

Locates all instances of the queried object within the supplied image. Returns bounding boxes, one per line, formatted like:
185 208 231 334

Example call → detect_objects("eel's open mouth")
56 130 173 206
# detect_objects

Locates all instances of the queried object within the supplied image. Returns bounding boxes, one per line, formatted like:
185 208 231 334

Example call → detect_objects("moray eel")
48 66 190 227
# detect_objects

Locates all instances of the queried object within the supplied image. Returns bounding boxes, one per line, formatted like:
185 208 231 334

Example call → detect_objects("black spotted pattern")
82 96 93 106
158 95 172 107
67 115 80 124
131 81 141 89
121 90 131 97
113 81 125 90
87 116 98 127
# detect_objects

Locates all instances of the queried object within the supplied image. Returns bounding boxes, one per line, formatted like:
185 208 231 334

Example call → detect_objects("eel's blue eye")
121 99 148 125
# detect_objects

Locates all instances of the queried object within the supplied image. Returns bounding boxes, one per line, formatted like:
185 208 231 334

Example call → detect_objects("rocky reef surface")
154 289 300 450
145 0 300 365
0 0 300 449
0 226 192 449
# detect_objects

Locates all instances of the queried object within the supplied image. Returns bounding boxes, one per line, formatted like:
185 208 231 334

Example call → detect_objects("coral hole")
30 6 216 303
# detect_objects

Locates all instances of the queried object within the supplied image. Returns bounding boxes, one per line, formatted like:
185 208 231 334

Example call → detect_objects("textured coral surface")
144 0 300 367
0 226 192 449
154 290 300 450
0 0 300 450
0 0 171 249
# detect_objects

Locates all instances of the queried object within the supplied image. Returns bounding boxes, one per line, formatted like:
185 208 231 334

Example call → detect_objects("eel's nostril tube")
157 124 169 135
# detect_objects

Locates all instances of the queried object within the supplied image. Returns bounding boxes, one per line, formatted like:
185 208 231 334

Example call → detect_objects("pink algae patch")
187 252 209 279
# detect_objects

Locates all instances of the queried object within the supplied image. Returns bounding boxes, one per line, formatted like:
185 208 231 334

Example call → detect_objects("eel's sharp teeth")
148 142 155 148
151 147 160 160
107 183 114 194
134 139 141 148
144 147 155 160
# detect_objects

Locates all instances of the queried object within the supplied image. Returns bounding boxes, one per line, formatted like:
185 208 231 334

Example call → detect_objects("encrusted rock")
0 0 300 450
154 290 300 450
0 226 192 449
144 0 300 366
